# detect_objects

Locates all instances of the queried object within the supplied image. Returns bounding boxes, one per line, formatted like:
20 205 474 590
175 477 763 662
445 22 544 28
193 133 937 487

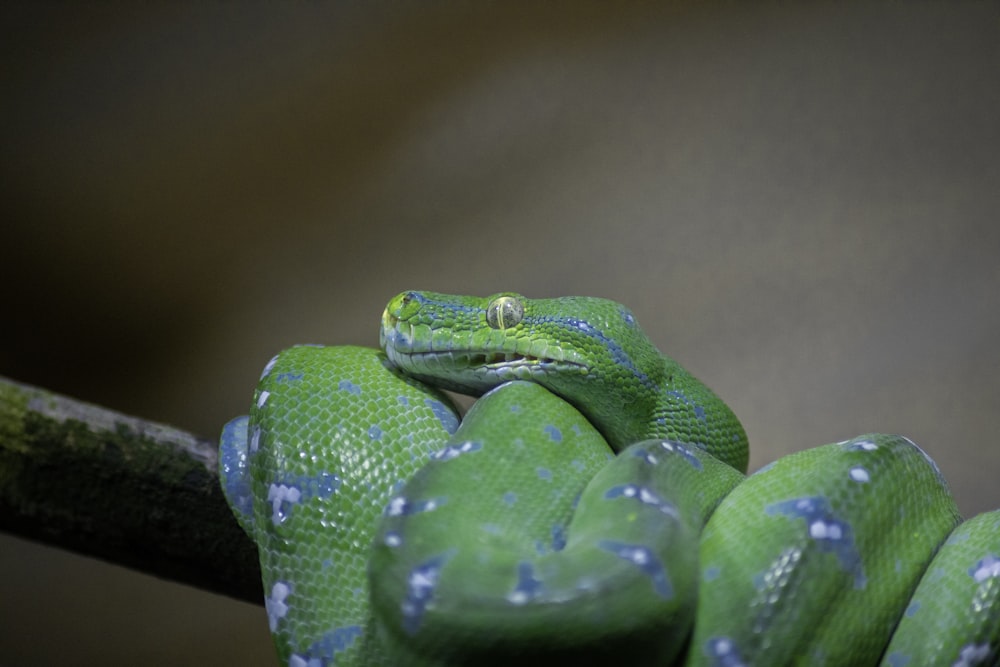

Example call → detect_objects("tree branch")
0 375 261 604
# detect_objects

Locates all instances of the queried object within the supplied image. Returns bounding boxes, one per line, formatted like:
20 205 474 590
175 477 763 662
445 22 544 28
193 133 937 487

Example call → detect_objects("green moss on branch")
0 376 261 604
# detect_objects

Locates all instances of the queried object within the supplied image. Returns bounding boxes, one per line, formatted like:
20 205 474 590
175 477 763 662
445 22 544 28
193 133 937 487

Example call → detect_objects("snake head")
379 290 667 450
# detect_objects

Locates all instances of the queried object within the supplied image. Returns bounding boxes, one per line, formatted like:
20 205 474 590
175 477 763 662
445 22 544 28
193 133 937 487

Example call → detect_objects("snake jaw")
381 317 588 395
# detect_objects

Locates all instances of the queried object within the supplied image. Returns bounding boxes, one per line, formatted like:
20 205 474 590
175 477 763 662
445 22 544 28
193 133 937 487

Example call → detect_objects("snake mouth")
388 348 582 372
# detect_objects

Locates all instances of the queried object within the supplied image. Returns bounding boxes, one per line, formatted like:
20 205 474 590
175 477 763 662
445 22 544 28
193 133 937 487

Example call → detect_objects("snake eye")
486 295 524 330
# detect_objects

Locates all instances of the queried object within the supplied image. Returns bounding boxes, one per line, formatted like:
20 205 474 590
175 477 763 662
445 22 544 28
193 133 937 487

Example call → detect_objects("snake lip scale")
392 350 584 371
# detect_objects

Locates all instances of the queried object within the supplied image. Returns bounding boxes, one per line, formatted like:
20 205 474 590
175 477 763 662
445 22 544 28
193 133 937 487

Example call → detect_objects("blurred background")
2 2 998 664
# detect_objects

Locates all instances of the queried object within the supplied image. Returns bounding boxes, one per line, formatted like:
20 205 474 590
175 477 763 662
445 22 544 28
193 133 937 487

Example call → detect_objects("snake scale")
220 291 1000 666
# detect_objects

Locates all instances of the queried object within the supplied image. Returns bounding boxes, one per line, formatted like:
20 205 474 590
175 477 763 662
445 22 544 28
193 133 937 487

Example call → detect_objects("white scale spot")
810 520 843 540
618 546 649 565
507 591 528 605
706 636 747 667
387 496 407 516
953 642 993 667
260 355 280 380
639 488 659 504
249 425 261 453
973 556 1000 583
265 581 291 632
432 441 479 461
257 390 270 408
288 656 307 667
849 466 870 483
855 439 877 450
385 531 402 547
268 484 302 525
408 568 438 596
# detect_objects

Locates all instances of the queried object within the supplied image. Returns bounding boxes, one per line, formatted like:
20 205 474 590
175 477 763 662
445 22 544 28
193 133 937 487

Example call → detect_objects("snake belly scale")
220 291 1000 666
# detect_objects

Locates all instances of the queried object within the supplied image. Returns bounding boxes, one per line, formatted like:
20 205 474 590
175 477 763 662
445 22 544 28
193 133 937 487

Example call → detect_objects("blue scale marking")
765 496 866 589
290 625 364 666
630 446 659 465
970 555 1000 582
598 540 673 598
219 416 253 522
425 398 460 434
273 371 304 383
510 561 544 603
604 484 678 516
338 379 362 395
536 467 553 481
704 637 748 667
386 495 447 517
259 355 280 380
660 441 704 470
368 425 383 440
267 470 342 524
402 553 452 635
502 491 517 506
530 314 659 391
551 524 567 551
431 440 482 461
544 424 562 442
666 389 706 422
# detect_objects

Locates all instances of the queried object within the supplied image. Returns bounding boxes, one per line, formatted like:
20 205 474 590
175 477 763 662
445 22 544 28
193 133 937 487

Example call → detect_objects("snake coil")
221 291 999 666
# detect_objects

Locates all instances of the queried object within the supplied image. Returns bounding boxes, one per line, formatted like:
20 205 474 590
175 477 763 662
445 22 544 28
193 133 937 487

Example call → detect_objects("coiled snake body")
220 291 999 666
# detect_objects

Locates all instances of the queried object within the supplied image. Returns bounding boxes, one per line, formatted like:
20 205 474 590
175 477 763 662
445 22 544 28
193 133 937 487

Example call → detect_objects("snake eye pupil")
486 295 525 330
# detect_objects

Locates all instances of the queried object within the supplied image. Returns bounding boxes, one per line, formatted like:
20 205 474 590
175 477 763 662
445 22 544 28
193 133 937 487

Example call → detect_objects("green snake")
220 291 1000 666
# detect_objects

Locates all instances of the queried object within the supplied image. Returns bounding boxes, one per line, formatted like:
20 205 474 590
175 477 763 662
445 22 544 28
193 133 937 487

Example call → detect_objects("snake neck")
649 361 749 472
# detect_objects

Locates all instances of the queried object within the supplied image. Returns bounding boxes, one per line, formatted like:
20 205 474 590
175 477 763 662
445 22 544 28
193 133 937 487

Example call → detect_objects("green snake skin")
220 291 1000 666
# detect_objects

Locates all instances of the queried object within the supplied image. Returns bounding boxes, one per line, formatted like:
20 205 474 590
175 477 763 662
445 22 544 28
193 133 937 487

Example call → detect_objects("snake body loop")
370 381 743 666
221 345 460 666
220 291 1000 666
687 434 961 665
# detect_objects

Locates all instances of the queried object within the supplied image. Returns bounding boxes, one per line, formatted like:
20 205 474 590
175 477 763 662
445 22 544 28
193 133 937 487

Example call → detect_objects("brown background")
2 3 998 665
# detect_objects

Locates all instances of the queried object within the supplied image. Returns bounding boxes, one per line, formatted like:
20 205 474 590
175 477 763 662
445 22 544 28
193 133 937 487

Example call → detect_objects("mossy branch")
0 375 261 604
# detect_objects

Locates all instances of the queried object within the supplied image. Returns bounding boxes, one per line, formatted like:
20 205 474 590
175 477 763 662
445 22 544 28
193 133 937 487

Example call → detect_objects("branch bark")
0 375 261 604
